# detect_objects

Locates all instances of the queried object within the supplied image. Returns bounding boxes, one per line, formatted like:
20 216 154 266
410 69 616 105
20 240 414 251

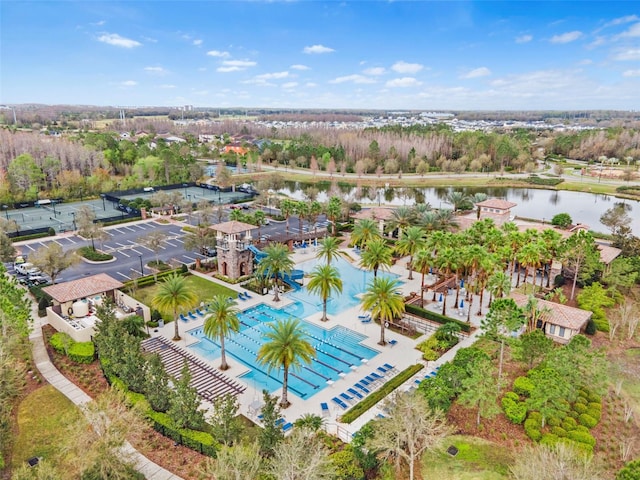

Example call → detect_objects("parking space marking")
123 226 137 232
64 237 77 244
165 241 178 248
23 244 35 252
115 271 131 280
172 237 184 244
119 250 131 258
53 239 64 246
131 248 144 256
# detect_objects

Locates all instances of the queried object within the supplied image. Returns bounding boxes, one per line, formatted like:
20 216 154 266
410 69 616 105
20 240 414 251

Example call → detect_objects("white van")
15 262 41 276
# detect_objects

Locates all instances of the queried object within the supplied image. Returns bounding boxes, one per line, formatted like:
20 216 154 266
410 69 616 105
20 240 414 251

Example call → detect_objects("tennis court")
116 184 253 206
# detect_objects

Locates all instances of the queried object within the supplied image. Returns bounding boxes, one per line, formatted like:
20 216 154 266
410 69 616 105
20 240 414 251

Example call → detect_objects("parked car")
19 274 49 286
15 262 41 276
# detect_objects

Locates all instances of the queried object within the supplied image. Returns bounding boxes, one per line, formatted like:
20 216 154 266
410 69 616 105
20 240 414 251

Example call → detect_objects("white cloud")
363 67 386 76
193 39 203 46
91 20 106 26
329 74 376 84
623 69 640 77
603 15 640 28
217 66 242 73
290 64 310 70
303 44 335 54
391 61 423 74
461 67 491 79
550 31 583 44
617 22 640 38
144 66 168 75
613 48 640 61
282 82 298 89
121 80 137 86
206 50 230 58
97 33 141 48
577 59 593 65
222 60 257 67
386 77 422 88
306 82 318 87
198 67 207 72
193 90 209 95
515 34 532 43
159 84 176 89
255 71 289 80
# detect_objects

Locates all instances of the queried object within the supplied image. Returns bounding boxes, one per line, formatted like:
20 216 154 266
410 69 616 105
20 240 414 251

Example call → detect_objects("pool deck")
149 246 490 440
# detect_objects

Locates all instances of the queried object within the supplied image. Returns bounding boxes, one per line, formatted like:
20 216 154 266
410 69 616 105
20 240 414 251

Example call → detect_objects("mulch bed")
40 325 210 479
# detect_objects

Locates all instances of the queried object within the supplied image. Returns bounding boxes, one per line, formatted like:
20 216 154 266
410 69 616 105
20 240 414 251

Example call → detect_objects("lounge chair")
377 366 389 375
339 392 355 404
376 413 385 419
331 397 348 410
370 372 384 382
320 402 330 417
360 378 371 386
196 308 204 316
354 382 370 394
364 375 379 384
357 313 368 319
360 316 372 323
188 311 197 320
389 339 398 347
347 387 364 399
275 418 285 426
244 291 252 299
179 313 189 323
237 292 246 301
282 422 293 432
383 363 397 372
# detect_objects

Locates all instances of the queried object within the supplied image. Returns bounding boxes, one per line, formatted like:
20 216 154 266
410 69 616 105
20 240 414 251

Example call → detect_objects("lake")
279 181 640 235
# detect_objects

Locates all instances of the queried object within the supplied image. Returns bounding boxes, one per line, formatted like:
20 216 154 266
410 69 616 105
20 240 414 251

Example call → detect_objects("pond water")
279 181 640 235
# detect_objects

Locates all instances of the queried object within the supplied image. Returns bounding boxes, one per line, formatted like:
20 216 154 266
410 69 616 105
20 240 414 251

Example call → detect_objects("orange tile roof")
209 220 257 235
510 293 592 330
476 198 517 210
43 274 124 304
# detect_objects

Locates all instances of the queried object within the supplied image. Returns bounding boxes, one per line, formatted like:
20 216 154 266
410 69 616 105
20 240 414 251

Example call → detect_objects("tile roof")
43 274 124 303
510 293 592 330
209 220 256 235
598 244 622 265
476 198 517 210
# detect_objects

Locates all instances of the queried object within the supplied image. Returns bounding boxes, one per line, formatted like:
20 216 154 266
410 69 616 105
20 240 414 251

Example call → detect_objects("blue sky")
1 1 639 110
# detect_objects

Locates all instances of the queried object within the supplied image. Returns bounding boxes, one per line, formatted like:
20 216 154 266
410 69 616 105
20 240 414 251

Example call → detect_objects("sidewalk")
29 312 183 480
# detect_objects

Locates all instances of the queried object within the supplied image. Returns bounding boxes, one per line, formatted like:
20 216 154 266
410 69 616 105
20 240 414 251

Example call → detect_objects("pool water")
187 303 379 399
287 256 400 318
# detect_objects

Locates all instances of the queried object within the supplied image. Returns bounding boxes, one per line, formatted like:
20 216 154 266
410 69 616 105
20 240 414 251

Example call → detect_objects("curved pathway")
28 310 183 480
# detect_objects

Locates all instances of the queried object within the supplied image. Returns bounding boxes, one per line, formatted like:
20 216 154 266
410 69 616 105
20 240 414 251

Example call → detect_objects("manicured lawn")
12 385 83 469
420 436 513 480
131 274 238 320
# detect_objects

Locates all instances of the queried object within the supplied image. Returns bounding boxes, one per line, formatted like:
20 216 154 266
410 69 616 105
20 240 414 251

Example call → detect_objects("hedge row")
11 232 51 243
340 363 424 424
523 176 565 186
123 267 188 289
103 216 142 227
405 304 471 333
49 332 95 363
77 246 114 261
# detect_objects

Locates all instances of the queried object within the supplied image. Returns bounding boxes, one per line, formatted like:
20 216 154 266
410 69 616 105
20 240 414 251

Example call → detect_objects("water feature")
278 181 640 234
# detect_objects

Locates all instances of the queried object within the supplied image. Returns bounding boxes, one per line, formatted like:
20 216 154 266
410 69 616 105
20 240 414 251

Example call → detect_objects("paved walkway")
29 311 183 480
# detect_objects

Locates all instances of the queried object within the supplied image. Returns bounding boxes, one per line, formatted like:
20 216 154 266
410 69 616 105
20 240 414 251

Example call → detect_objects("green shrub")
417 337 440 361
551 426 567 437
586 408 601 422
525 176 564 186
329 445 365 480
502 397 527 424
617 459 640 480
567 410 579 419
578 413 598 428
503 391 519 402
573 403 588 414
588 401 602 410
560 438 593 456
50 332 74 354
567 429 596 447
47 227 56 236
77 246 114 261
573 425 590 434
576 395 588 405
527 412 542 426
340 364 424 424
547 416 561 427
540 433 559 447
562 417 578 431
68 342 95 363
587 392 602 403
585 319 597 335
524 423 542 442
514 376 534 397
10 232 50 242
551 213 572 228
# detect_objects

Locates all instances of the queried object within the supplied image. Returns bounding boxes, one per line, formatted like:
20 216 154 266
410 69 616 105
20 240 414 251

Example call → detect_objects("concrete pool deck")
149 246 490 439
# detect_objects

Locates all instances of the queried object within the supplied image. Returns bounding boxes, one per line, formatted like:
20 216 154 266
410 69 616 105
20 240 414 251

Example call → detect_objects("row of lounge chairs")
330 364 397 411
237 291 253 301
180 309 206 322
414 365 441 385
257 414 292 433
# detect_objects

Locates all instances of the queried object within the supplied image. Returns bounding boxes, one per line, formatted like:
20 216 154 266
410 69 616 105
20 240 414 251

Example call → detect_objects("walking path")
28 308 183 480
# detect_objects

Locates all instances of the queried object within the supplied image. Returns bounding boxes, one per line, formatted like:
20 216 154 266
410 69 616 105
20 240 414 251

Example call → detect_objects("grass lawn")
12 385 83 469
420 436 513 480
130 274 237 320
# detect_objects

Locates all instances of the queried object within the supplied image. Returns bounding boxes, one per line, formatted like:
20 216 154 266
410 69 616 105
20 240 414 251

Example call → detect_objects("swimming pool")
187 303 379 399
285 255 401 318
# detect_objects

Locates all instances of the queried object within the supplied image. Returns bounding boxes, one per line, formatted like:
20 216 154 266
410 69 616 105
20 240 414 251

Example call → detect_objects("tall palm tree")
257 318 316 408
326 196 342 236
487 271 512 307
360 237 392 278
152 273 197 341
396 226 426 280
258 243 294 302
435 209 459 232
361 277 405 345
413 248 434 305
417 210 440 233
517 240 544 292
204 294 240 371
540 228 562 288
351 218 380 249
445 191 471 212
435 247 458 316
296 201 310 235
280 199 296 234
307 264 343 322
308 200 323 234
316 236 341 265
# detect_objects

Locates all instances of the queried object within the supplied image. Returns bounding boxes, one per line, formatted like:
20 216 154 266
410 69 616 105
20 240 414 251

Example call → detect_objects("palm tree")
258 243 294 302
280 199 296 234
389 206 414 238
396 226 426 280
413 248 434 305
435 247 458 316
152 273 197 341
351 218 380 249
417 210 440 233
445 191 470 212
471 192 488 219
435 209 459 231
308 200 323 234
360 237 393 278
316 236 341 265
253 210 266 239
540 228 562 288
326 196 342 236
517 240 544 292
257 318 316 408
204 295 240 370
229 208 244 222
296 201 310 235
361 277 405 345
487 271 512 307
307 264 343 322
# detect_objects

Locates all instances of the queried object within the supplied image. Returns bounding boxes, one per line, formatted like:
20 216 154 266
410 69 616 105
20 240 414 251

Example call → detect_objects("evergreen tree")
168 362 205 430
145 353 171 412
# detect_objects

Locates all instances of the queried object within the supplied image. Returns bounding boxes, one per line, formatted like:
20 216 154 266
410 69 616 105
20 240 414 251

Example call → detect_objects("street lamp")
71 212 77 230
183 183 188 197
100 194 106 211
139 255 144 276
1 205 8 220
51 200 57 216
